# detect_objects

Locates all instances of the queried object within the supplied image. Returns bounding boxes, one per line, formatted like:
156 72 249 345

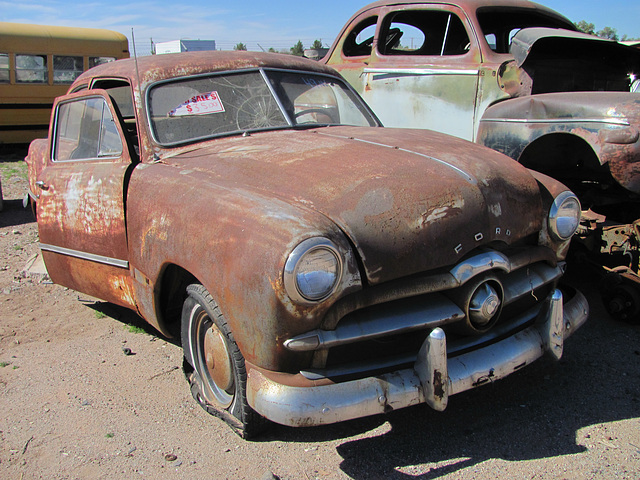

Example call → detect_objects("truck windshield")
147 69 378 146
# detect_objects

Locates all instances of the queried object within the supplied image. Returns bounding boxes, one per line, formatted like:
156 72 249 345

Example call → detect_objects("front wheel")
181 284 266 437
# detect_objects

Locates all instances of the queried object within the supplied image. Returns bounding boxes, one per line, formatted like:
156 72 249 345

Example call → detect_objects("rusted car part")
25 51 587 437
323 0 640 319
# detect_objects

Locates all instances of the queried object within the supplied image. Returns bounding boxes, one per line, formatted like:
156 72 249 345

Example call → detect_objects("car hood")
511 27 640 72
161 127 544 285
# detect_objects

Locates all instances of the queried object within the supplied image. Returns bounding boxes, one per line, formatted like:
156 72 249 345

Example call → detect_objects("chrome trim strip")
287 257 562 353
364 67 480 76
315 130 475 184
39 243 129 269
248 289 589 427
285 293 464 352
480 117 630 127
320 247 556 330
449 250 511 284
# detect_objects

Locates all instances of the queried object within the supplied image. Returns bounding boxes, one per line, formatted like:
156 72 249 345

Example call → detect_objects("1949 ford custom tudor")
25 51 588 436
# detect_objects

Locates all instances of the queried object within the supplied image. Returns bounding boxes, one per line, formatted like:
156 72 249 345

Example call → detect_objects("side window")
54 97 123 161
0 54 8 83
92 80 139 157
379 10 470 56
53 55 83 84
343 16 378 57
16 54 47 83
485 33 497 51
89 56 116 68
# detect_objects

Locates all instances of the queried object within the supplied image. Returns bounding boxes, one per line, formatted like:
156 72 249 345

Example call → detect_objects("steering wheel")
294 108 338 124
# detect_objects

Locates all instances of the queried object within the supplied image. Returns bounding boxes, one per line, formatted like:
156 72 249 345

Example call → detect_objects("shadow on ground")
0 199 34 229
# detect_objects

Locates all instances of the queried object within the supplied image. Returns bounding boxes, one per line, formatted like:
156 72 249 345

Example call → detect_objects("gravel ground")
1 150 639 479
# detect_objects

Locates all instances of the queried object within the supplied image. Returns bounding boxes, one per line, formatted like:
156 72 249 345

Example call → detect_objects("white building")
155 39 216 54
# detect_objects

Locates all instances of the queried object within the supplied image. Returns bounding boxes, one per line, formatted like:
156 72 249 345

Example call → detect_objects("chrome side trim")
39 243 129 269
479 117 630 127
248 288 589 427
364 67 480 76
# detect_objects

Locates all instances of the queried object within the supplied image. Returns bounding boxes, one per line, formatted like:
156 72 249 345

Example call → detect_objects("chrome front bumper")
247 288 589 427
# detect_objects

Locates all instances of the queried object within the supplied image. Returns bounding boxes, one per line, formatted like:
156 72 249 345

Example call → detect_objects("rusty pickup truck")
324 0 640 320
25 51 587 436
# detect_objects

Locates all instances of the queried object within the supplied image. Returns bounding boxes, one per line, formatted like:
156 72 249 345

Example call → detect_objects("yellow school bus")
0 22 129 144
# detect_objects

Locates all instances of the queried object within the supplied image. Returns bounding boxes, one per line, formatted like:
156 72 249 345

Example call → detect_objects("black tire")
181 284 267 438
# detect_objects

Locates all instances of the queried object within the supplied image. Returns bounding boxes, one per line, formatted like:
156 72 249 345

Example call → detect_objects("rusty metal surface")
123 124 547 370
510 27 640 67
245 287 589 427
26 50 582 394
323 0 573 60
157 126 543 285
323 0 640 246
478 92 640 195
320 0 640 313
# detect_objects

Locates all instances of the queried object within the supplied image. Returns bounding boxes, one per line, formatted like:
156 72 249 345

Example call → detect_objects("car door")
34 89 137 309
330 4 482 141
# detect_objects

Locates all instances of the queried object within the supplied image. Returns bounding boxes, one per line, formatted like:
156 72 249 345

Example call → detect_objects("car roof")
348 0 573 25
72 50 343 91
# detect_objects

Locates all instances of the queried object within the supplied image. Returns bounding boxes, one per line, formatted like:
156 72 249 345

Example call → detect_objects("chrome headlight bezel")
284 237 343 305
548 191 581 241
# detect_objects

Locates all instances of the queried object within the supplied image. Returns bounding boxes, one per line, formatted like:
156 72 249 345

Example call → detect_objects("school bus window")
89 56 116 68
53 55 83 84
16 54 47 83
0 54 8 83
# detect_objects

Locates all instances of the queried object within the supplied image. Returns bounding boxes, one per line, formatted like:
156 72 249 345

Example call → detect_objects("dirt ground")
1 151 639 480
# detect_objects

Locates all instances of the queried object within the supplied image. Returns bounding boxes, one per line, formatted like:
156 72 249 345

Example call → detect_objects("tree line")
234 39 324 55
576 20 639 42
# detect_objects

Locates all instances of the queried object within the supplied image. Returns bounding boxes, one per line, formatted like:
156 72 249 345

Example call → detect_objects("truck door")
34 90 137 308
361 5 481 141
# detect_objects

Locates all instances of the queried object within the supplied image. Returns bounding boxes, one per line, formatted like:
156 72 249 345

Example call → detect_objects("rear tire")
181 284 267 438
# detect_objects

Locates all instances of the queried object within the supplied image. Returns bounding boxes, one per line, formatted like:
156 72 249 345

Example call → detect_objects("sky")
1 0 639 56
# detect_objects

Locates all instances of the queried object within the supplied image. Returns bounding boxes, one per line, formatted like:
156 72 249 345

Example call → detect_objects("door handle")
35 181 49 191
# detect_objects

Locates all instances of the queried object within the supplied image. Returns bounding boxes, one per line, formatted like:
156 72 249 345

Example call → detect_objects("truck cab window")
380 10 470 56
54 97 123 161
343 17 377 57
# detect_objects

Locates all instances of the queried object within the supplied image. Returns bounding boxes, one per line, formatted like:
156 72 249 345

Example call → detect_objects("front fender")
125 163 360 372
477 92 640 194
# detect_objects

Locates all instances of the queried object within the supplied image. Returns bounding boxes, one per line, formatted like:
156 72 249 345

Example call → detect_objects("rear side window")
54 97 123 161
379 10 470 56
343 16 378 57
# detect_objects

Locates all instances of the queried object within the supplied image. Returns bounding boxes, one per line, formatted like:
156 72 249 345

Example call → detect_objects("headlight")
284 238 343 304
549 191 581 241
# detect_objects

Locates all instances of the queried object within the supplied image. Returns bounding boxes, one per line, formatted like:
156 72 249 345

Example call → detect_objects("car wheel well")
157 264 198 339
518 132 610 196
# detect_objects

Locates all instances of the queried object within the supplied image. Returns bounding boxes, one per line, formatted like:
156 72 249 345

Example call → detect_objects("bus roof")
0 22 129 57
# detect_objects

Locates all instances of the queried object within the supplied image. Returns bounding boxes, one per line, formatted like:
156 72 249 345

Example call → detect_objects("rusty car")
323 0 640 321
25 51 588 437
